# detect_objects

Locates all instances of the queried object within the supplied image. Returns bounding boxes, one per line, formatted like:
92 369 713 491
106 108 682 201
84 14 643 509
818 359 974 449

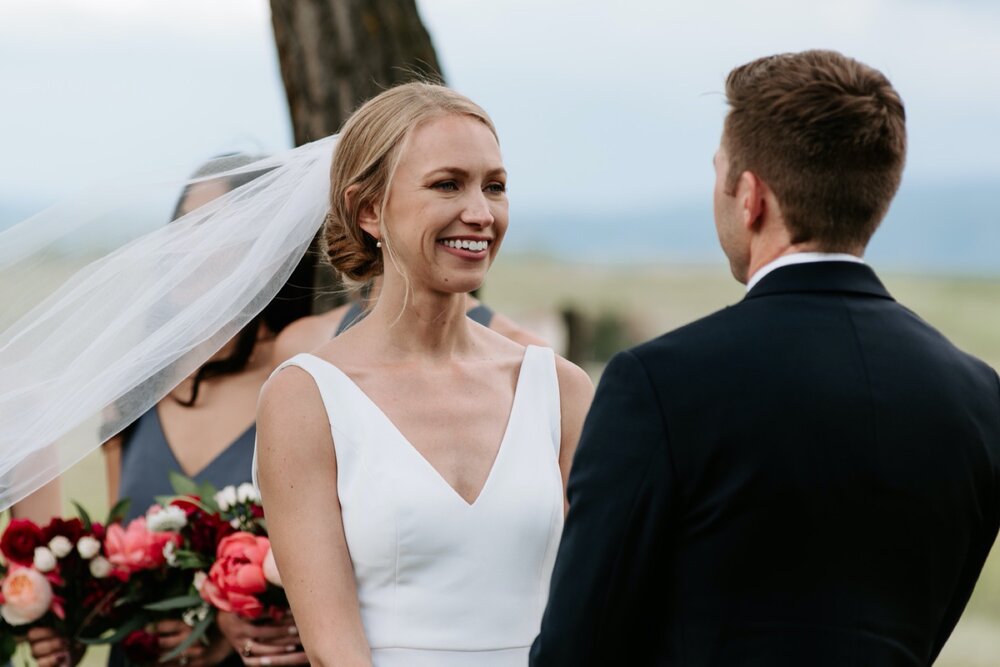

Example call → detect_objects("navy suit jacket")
530 262 1000 666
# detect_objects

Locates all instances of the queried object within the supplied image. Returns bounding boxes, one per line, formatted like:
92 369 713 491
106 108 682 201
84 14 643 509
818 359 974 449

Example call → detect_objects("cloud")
0 0 997 215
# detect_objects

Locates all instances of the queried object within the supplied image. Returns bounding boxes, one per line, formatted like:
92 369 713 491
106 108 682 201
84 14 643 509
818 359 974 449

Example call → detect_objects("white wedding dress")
259 345 564 666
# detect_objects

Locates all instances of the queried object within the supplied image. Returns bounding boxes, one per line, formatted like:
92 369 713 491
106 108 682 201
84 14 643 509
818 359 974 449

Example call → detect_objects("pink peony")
200 532 270 619
0 566 54 625
104 517 181 574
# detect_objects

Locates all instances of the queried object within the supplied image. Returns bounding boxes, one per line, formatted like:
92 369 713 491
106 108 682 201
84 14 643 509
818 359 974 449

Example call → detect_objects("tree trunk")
269 0 443 145
269 0 443 311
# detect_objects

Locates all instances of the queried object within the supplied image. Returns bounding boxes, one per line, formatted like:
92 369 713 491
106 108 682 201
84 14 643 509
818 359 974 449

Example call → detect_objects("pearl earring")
376 240 382 248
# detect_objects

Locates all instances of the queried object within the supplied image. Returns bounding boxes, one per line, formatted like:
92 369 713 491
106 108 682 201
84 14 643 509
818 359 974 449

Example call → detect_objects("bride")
254 82 593 666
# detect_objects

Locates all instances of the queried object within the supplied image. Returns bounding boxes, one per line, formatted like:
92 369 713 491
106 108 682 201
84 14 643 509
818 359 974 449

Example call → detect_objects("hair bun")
321 211 383 283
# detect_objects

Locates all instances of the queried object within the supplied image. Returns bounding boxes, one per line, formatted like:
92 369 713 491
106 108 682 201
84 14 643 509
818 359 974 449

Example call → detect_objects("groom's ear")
737 171 767 232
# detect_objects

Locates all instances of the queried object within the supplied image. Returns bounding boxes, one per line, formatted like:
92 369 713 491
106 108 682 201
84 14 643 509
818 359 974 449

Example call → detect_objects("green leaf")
200 494 220 513
143 594 204 612
159 610 215 662
72 500 94 531
169 471 200 497
78 614 146 645
172 554 209 569
106 497 132 525
197 480 219 504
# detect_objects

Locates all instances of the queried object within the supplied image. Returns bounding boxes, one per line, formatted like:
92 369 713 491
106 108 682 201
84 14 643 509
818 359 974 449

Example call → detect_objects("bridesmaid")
27 156 314 667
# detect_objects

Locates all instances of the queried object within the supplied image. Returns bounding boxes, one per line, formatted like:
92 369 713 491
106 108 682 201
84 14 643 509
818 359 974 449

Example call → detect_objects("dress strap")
522 346 561 457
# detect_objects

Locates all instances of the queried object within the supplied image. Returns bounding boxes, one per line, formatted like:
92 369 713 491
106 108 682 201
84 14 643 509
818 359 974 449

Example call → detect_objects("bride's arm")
256 367 372 667
555 357 595 514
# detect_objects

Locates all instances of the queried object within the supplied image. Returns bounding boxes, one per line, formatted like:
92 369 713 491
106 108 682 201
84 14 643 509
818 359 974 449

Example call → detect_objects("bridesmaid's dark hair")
170 154 315 407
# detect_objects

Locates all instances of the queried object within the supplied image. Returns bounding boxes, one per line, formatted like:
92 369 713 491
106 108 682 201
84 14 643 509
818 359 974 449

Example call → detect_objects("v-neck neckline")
303 346 535 508
153 405 256 480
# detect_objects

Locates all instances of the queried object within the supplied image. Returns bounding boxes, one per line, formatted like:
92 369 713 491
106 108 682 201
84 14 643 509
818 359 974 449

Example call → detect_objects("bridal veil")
0 135 338 510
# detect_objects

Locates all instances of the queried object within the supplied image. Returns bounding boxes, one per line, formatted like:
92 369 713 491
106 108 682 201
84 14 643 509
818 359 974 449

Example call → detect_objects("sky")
1 0 998 253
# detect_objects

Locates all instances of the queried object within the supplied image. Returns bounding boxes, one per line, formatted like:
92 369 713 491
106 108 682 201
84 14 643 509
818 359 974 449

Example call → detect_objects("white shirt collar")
745 252 865 293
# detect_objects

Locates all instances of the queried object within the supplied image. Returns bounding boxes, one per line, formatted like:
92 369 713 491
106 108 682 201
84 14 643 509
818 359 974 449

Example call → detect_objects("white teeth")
442 239 488 252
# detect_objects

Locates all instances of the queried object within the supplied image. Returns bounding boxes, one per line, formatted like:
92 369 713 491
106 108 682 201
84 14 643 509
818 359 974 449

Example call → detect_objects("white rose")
146 505 188 532
193 571 208 592
236 482 258 504
33 546 57 573
229 518 242 529
76 536 101 560
214 486 238 512
48 535 73 559
163 541 178 567
89 556 113 578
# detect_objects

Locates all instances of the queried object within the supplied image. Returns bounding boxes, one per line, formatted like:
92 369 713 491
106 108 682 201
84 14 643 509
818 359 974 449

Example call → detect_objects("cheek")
492 201 510 234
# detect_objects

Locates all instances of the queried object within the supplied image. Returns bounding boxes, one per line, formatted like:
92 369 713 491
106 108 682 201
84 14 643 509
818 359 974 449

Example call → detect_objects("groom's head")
714 50 906 282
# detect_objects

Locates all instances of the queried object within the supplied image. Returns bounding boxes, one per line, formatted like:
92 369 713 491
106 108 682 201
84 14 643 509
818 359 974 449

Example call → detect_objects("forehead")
397 114 502 173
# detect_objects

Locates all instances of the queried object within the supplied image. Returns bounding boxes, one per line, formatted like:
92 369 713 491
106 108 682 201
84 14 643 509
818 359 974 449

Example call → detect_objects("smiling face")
371 113 508 295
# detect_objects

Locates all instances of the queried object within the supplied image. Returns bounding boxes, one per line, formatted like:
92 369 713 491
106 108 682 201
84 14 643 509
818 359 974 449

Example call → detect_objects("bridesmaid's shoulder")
273 304 352 361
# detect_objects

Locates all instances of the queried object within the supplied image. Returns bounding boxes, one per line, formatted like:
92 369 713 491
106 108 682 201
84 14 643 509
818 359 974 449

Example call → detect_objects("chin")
447 276 487 295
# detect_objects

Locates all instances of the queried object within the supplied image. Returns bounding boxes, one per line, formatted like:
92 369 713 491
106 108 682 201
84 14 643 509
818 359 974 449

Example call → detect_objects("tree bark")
269 0 443 145
269 0 443 311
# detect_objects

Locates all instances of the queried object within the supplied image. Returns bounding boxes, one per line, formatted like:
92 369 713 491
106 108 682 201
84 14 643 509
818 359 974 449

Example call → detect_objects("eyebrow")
424 166 507 179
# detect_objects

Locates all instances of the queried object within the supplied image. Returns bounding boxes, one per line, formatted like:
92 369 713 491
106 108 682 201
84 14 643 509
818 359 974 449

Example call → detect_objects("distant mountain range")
505 180 999 275
3 179 997 275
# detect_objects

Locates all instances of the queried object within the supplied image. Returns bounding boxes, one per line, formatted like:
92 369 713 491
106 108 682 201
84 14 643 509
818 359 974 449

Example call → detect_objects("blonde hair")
322 82 498 284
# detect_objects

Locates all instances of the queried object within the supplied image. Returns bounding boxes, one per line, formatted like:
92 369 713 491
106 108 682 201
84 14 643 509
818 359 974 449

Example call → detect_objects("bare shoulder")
273 305 351 360
553 354 595 404
256 364 330 453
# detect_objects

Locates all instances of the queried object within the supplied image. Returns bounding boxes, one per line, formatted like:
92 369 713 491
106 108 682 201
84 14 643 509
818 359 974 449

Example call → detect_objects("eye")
485 181 507 194
432 180 459 192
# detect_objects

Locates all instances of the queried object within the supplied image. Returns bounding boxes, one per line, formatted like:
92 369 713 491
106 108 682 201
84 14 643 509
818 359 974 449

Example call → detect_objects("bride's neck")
365 280 473 360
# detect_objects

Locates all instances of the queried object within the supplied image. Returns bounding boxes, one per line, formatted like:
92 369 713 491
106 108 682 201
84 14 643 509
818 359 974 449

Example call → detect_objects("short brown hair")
724 49 906 250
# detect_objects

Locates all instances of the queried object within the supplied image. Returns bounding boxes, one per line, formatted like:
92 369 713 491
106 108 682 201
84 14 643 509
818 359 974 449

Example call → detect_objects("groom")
531 50 1000 665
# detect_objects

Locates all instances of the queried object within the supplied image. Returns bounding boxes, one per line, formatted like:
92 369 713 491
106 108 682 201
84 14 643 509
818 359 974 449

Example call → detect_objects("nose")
459 190 494 228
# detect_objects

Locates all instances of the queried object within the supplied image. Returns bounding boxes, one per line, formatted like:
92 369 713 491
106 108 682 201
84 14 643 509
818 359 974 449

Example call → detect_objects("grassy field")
6 254 1000 666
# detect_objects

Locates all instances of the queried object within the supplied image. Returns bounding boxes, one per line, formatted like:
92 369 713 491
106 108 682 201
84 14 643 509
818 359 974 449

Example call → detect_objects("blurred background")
1 0 998 664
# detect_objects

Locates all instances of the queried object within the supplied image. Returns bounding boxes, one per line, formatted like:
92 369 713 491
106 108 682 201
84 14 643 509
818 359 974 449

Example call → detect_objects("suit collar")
744 261 894 301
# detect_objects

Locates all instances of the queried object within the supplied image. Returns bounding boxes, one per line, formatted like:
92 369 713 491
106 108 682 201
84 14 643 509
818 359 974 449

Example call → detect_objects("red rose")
122 629 159 664
187 510 234 556
41 517 85 544
90 522 107 542
250 504 265 519
1 519 45 566
199 533 269 619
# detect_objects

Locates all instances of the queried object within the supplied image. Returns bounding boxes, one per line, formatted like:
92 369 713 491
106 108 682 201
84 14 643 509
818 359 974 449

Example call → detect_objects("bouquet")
0 503 130 663
116 474 287 664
